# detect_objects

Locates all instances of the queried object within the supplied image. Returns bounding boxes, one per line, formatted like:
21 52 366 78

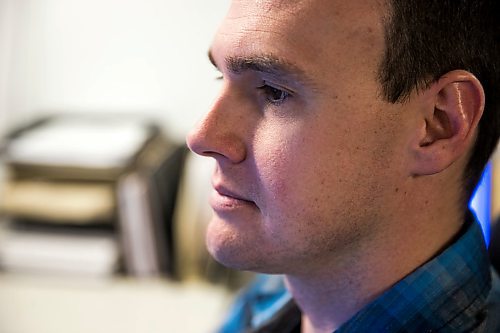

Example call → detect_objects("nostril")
185 126 222 158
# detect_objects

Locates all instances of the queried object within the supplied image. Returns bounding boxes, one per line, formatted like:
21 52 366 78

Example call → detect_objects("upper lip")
213 183 253 202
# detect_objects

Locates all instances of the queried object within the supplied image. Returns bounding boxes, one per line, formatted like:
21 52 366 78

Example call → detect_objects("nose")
186 93 247 164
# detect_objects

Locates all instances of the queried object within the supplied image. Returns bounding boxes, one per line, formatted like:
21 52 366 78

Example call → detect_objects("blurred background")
0 1 498 333
0 0 226 139
0 1 254 333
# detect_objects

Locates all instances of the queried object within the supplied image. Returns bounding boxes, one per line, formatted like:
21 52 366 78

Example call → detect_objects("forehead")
212 0 387 80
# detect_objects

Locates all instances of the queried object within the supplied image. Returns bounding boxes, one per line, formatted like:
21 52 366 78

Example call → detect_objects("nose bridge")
186 88 247 163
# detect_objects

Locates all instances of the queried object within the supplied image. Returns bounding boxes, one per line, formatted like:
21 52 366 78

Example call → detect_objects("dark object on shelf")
489 217 500 275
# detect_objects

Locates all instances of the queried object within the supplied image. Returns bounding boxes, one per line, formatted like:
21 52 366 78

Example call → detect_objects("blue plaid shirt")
217 214 499 332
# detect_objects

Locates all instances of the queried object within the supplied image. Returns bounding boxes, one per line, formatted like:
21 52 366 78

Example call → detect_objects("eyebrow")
208 49 315 88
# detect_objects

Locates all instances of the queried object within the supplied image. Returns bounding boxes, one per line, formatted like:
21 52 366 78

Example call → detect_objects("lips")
210 184 256 211
214 185 250 201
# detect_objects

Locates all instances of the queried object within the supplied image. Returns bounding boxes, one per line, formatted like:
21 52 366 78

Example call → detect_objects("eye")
257 83 291 105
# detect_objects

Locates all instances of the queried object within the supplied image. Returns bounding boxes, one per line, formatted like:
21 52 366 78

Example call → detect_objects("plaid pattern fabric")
216 213 492 333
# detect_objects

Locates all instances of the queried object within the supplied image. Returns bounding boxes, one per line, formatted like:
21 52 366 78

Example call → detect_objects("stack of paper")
0 115 186 278
0 221 118 277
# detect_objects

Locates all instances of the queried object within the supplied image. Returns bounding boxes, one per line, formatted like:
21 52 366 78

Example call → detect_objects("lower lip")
209 190 255 211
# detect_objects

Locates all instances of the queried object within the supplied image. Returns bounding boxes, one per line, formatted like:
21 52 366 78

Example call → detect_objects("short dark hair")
380 0 500 200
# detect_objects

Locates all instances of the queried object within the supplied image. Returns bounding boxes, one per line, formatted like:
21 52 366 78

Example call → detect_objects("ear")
410 70 485 176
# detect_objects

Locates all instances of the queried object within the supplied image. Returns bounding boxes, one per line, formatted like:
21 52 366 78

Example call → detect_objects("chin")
206 222 259 271
205 222 286 274
206 230 251 270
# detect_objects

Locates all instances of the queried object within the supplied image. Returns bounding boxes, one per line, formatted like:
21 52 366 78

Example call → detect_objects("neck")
285 178 464 333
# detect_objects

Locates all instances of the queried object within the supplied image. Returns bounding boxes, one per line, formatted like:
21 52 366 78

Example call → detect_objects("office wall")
0 0 15 136
0 0 230 141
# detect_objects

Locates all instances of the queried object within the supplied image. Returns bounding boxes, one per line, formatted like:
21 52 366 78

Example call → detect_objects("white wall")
0 0 230 141
0 0 16 136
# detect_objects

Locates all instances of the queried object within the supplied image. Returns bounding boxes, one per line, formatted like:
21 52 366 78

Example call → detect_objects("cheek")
250 126 364 260
251 114 390 225
252 123 338 221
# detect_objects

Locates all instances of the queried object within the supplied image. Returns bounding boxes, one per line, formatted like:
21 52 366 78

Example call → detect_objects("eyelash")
257 83 291 106
214 72 292 107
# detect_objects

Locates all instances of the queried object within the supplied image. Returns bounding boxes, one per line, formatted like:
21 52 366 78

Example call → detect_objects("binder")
117 135 187 277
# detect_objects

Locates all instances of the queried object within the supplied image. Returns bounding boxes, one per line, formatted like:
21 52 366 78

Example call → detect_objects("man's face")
187 0 414 275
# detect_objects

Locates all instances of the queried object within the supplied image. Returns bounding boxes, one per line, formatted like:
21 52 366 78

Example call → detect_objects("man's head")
187 0 499 275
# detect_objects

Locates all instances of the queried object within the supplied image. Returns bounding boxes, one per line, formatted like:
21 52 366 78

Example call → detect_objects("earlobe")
410 70 485 176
